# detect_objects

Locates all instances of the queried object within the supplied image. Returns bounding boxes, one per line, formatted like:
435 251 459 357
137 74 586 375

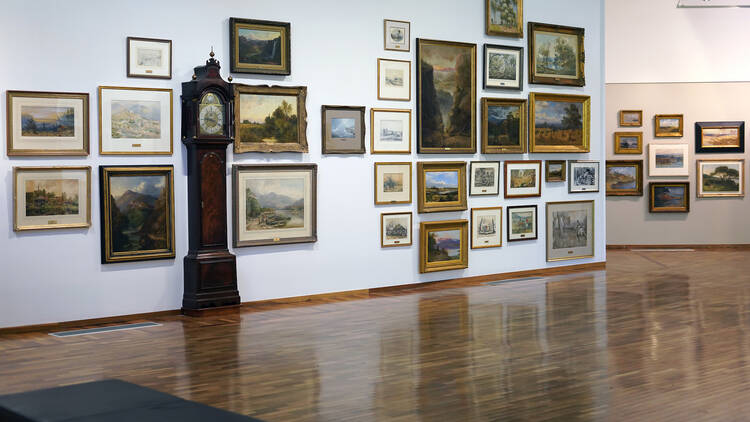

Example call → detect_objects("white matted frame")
13 166 91 231
371 108 411 154
127 37 172 79
471 207 502 249
381 212 413 247
568 161 600 193
504 160 542 198
697 159 745 198
546 200 595 262
374 162 412 205
649 143 689 177
384 19 410 52
470 161 500 196
377 58 411 101
98 86 173 155
483 44 523 90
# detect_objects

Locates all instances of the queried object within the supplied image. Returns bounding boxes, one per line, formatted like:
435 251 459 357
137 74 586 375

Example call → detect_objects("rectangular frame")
649 182 690 213
605 160 644 197
378 58 411 101
614 132 643 154
384 19 411 52
507 205 538 242
568 160 600 193
654 114 684 137
321 105 365 154
374 162 412 205
545 160 566 182
649 143 689 177
381 212 413 247
419 219 469 273
471 207 502 249
528 22 585 87
127 37 172 79
470 161 501 196
229 18 290 75
546 200 595 262
483 44 523 90
504 160 542 198
417 161 467 213
13 166 91 231
529 92 590 153
486 0 523 37
481 97 526 153
696 159 745 198
695 121 745 154
370 108 411 154
234 84 308 153
619 110 642 127
98 86 173 155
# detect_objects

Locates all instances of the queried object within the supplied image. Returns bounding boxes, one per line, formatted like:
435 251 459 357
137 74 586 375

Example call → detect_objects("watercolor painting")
21 106 74 137
25 179 79 216
245 177 305 231
111 100 160 139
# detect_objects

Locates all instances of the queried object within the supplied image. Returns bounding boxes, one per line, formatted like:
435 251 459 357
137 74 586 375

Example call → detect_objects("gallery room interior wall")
0 0 605 328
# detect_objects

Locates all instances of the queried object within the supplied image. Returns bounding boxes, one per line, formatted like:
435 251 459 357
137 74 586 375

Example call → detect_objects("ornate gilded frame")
417 161 467 213
419 219 469 273
529 92 590 153
234 84 308 153
528 22 585 87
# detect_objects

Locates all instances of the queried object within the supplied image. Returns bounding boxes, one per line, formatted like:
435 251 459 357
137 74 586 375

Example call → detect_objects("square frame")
649 143 689 177
649 182 690 213
471 207 502 249
481 97 526 153
417 161 467 213
619 110 642 127
507 205 538 242
377 58 411 101
419 219 469 273
485 0 523 37
234 84 308 153
695 121 745 154
374 162 412 205
98 86 173 155
13 166 92 231
381 212 413 247
483 44 523 90
529 92 590 153
126 37 172 79
504 160 542 198
384 19 411 52
370 108 411 154
545 160 566 182
229 18 290 75
568 160 600 193
654 114 684 137
605 160 644 196
528 22 585 87
546 200 595 262
614 132 643 154
469 161 501 196
321 105 365 154
696 159 745 198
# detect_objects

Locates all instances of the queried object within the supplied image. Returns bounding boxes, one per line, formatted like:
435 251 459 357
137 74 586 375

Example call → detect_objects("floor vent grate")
49 322 161 338
484 276 545 286
631 248 696 252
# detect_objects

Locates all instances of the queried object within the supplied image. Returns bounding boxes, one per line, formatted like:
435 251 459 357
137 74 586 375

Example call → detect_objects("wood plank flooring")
3 250 750 420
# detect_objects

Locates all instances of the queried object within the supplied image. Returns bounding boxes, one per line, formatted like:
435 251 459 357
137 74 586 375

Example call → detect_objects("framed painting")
100 165 175 263
483 44 523 90
229 18 290 75
568 161 599 193
529 92 590 153
381 212 413 247
470 161 500 196
654 114 683 137
481 98 526 153
419 219 469 273
232 164 317 247
507 205 537 242
417 38 477 154
528 22 585 87
374 162 412 205
13 166 91 231
384 19 410 51
126 37 172 79
619 110 642 127
649 182 689 213
417 161 467 213
545 160 566 182
697 159 744 198
546 200 595 261
649 143 689 177
234 84 308 153
321 105 365 154
614 132 643 154
486 0 523 37
695 121 745 154
504 160 541 198
471 207 502 249
378 58 411 101
606 160 644 196
370 108 411 154
6 90 89 156
98 86 173 155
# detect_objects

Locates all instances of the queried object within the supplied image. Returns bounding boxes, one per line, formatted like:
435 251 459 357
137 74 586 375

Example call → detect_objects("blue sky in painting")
535 101 582 126
425 171 458 189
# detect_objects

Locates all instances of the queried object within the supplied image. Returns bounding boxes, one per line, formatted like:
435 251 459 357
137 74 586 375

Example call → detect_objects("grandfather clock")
181 51 240 315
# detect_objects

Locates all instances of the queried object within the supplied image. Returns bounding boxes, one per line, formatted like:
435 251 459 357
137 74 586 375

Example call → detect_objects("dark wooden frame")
481 97 526 153
483 44 524 90
504 160 542 198
649 182 690 213
233 84 308 153
528 22 585 87
229 18 290 75
485 0 523 37
471 206 503 249
469 161 501 196
380 212 413 247
321 105 366 154
695 121 745 154
619 110 642 127
507 205 538 242
568 160 600 193
654 114 684 138
417 161 467 213
605 160 644 197
545 160 566 182
126 36 172 79
419 219 469 273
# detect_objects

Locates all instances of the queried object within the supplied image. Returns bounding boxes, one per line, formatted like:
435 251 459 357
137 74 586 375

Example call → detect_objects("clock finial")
209 47 215 58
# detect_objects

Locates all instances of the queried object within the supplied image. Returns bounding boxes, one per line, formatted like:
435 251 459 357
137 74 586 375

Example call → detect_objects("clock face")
198 93 225 136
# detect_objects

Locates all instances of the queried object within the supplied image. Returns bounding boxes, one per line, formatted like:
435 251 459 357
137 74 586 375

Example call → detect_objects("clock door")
198 92 226 137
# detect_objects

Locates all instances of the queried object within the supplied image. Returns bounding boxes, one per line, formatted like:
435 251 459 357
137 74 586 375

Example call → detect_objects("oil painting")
425 171 459 202
384 19 410 51
528 22 585 86
378 59 411 101
14 166 91 231
230 18 290 75
370 108 411 153
470 161 500 195
471 207 502 249
321 106 365 154
569 161 599 193
381 212 412 247
98 87 172 155
417 39 476 153
481 98 526 153
417 161 467 213
486 0 523 37
419 220 468 273
695 121 745 153
529 93 590 153
614 132 642 154
697 160 744 198
605 160 643 196
546 160 566 182
507 205 537 242
619 110 642 127
374 162 412 205
654 114 683 137
649 182 689 213
546 200 594 261
235 85 307 153
483 45 523 90
127 37 172 79
649 144 689 176
504 160 541 198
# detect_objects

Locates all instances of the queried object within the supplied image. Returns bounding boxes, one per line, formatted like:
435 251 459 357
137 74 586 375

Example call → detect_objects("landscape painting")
551 209 588 249
655 115 683 137
230 18 290 75
330 118 355 139
510 169 536 188
512 211 534 235
127 37 172 79
425 171 459 203
381 120 403 142
321 106 364 154
488 51 517 81
658 118 680 133
382 212 412 247
534 100 583 146
238 28 282 67
108 174 169 254
137 48 162 67
486 0 523 37
385 217 409 241
418 162 466 212
620 110 642 126
618 136 639 150
383 173 404 193
235 85 308 153
418 39 476 153
529 23 584 86
25 179 79 216
14 167 90 231
649 144 689 176
21 106 74 137
505 161 541 198
547 162 564 181
606 166 636 190
702 127 740 147
245 177 305 231
487 104 521 147
474 168 495 187
386 69 404 88
111 100 160 139
655 150 684 168
698 161 743 197
652 184 687 210
427 229 461 263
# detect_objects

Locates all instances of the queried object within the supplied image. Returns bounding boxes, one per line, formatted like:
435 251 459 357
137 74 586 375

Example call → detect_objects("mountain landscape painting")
21 106 74 137
108 174 168 253
487 104 520 146
427 229 461 263
534 100 583 146
425 171 459 203
111 100 160 139
25 179 79 216
239 94 298 144
238 27 282 66
245 177 305 231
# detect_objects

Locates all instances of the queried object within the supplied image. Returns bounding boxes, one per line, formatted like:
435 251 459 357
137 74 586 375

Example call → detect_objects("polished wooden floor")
3 250 750 421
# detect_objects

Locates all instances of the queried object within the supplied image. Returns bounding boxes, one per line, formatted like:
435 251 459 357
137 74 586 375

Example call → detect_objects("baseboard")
608 244 750 250
0 309 182 335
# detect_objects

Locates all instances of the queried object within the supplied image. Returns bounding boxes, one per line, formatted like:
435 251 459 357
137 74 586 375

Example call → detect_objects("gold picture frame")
614 132 643 154
374 162 412 205
529 92 590 153
234 84 308 153
654 114 684 137
377 58 411 101
528 22 585 87
13 166 91 231
381 212 413 248
384 19 410 51
485 0 523 37
229 18 290 75
545 160 566 182
370 108 412 154
619 110 642 127
606 160 644 197
417 161 467 213
481 97 526 153
419 219 469 273
471 207 502 249
649 182 689 213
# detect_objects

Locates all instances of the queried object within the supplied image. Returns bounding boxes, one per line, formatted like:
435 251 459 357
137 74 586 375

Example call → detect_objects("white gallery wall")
0 0 605 328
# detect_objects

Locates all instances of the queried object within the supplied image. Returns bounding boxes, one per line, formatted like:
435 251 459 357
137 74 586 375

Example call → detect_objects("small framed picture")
507 205 537 242
619 110 642 127
417 161 467 213
13 166 91 231
529 92 590 153
649 182 689 213
481 98 526 153
378 58 411 101
504 160 541 198
546 200 595 261
697 159 744 198
654 114 684 137
483 44 523 90
381 212 413 247
229 18 290 75
649 144 689 177
234 84 308 153
6 90 89 156
374 162 412 205
470 161 500 196
606 160 644 196
471 207 502 249
486 0 523 37
370 108 411 154
419 219 469 273
695 121 745 154
127 37 172 79
98 86 173 155
568 161 600 193
614 132 643 154
384 19 410 51
321 105 365 154
528 22 585 87
545 160 566 182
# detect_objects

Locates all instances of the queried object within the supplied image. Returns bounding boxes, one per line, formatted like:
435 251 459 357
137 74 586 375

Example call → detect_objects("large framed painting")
654 114 683 137
370 108 411 154
378 58 411 101
234 84 308 153
233 164 317 247
417 38 477 154
13 166 91 231
568 161 599 193
546 200 595 262
321 105 365 154
384 19 410 52
529 93 590 153
471 207 502 249
507 205 537 242
381 212 412 247
374 162 412 205
697 159 744 198
98 86 173 155
126 37 172 79
486 0 523 37
100 165 175 263
649 143 689 177
695 121 745 154
545 160 566 182
470 161 500 196
417 161 467 213
483 44 523 90
606 160 644 196
6 91 89 156
481 98 526 153
649 182 689 213
619 110 643 127
419 219 469 273
528 22 585 87
504 160 542 198
614 132 643 154
229 18 290 75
